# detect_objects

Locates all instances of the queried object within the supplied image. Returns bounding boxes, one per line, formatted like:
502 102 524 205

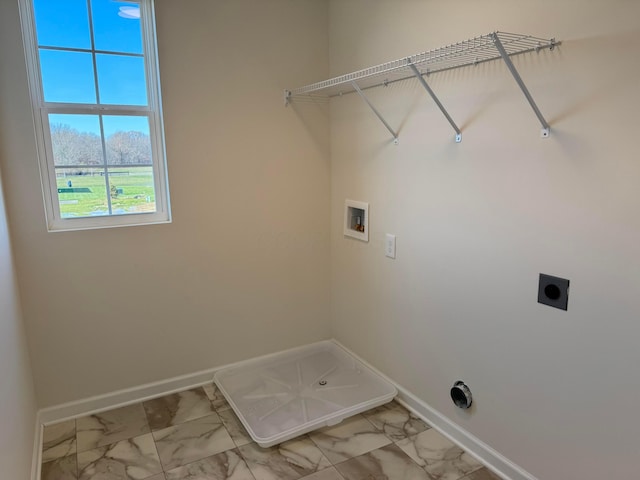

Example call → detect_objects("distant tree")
50 124 152 168
106 131 152 165
50 123 102 166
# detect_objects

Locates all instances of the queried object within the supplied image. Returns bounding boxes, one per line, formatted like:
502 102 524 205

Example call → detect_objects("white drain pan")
214 341 397 447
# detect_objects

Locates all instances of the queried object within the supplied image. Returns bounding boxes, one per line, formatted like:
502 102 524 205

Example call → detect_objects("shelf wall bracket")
351 81 399 145
491 33 551 138
409 63 462 143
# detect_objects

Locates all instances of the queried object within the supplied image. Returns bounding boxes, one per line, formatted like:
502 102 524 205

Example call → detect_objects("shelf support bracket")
491 33 551 138
409 63 462 143
351 81 399 145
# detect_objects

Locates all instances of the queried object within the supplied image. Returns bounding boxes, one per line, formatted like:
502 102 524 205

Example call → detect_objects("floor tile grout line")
330 443 435 480
141 395 156 432
75 432 79 480
73 417 80 480
237 445 259 480
149 426 166 477
466 463 488 476
73 418 78 480
74 402 152 455
361 409 396 443
40 418 77 465
334 465 348 480
235 442 272 480
144 386 218 432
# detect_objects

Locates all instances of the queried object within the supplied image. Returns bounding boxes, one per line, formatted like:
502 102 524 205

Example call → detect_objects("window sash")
38 45 145 59
19 0 170 231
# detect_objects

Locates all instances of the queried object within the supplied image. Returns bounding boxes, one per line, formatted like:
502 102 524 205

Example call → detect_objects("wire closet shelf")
286 32 557 100
285 31 559 142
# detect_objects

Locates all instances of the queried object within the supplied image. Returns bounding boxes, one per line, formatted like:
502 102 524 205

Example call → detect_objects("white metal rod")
351 81 398 142
491 33 550 131
409 63 461 136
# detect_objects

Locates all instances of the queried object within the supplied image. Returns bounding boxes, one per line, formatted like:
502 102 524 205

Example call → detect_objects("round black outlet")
544 284 562 300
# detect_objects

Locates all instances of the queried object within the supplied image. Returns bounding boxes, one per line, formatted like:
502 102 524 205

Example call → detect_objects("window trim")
18 0 171 231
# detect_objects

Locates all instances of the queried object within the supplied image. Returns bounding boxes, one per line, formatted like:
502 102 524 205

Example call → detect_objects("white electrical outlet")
385 234 396 259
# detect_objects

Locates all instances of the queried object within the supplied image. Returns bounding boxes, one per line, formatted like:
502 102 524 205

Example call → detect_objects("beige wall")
0 0 330 407
0 45 38 476
0 171 36 480
329 1 640 478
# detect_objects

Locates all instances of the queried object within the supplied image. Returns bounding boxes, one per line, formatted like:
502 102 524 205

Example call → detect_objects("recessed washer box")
344 199 369 242
214 341 397 447
538 273 570 310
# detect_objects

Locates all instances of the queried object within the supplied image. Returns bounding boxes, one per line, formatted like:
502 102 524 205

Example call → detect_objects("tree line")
51 123 152 166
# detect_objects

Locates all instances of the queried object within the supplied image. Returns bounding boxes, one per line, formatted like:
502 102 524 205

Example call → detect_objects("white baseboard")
32 339 537 480
331 339 538 480
38 367 219 426
30 414 43 480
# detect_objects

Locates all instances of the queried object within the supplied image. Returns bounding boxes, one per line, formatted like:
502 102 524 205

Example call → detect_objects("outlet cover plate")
538 274 569 311
385 234 396 259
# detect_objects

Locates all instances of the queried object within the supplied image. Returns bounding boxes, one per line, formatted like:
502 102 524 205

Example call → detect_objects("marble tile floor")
40 384 503 480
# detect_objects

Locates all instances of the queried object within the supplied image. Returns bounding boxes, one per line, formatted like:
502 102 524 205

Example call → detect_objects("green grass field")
56 167 156 218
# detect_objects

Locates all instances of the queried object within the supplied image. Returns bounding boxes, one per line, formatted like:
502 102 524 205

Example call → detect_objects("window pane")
91 0 143 54
103 116 152 165
96 54 147 105
49 114 103 166
33 0 91 49
108 167 156 215
40 49 96 103
55 167 109 218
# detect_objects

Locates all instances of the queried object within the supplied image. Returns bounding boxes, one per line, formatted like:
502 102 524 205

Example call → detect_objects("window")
19 0 170 231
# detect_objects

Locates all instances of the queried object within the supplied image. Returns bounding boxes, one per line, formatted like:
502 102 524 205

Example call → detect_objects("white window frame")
18 0 171 231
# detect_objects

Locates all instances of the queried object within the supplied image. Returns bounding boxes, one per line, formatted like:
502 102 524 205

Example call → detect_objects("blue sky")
33 0 142 53
34 0 147 135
